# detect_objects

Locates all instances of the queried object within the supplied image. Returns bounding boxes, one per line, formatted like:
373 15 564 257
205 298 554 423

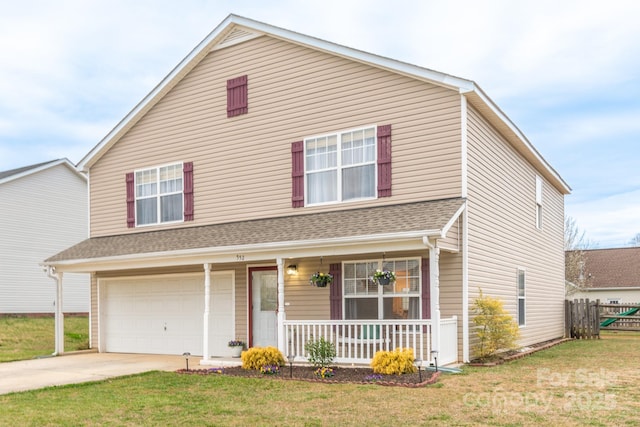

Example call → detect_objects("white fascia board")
233 15 475 92
463 85 571 194
440 201 466 238
45 229 443 272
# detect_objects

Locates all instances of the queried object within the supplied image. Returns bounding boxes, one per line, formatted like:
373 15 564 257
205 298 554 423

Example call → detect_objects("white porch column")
202 263 211 361
52 269 64 355
276 257 286 354
428 240 441 361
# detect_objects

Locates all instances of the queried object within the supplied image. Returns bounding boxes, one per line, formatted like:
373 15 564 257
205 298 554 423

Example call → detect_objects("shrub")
304 337 336 368
241 346 285 370
370 348 417 375
472 289 520 360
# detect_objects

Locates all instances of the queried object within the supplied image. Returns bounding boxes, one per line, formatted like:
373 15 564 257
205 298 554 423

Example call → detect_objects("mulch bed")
177 365 440 388
468 337 572 366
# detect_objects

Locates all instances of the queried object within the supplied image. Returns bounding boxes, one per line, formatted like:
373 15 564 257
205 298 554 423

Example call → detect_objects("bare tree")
565 216 596 296
629 233 640 247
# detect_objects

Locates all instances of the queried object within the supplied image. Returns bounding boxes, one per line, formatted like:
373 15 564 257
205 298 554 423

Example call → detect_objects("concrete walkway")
0 352 187 395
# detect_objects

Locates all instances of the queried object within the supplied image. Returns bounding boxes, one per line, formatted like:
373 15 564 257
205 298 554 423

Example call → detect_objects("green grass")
0 316 89 362
0 330 638 426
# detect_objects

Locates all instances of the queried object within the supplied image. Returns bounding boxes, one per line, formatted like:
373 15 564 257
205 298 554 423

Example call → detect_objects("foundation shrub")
241 346 285 370
370 348 417 375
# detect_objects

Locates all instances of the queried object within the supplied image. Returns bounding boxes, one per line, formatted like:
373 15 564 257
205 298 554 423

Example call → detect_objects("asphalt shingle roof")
46 198 464 263
0 159 60 181
576 247 640 288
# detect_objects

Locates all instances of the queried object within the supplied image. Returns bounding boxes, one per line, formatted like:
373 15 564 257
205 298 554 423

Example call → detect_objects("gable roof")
575 247 640 289
45 198 465 271
0 158 85 185
77 14 570 195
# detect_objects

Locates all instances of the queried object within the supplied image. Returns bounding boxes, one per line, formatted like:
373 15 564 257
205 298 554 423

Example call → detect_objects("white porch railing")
283 316 457 366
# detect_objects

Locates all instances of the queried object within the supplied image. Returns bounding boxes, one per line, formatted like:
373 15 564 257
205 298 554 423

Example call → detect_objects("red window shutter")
125 172 135 228
291 141 304 208
329 263 343 320
377 124 392 197
421 257 431 319
183 161 194 221
227 75 248 117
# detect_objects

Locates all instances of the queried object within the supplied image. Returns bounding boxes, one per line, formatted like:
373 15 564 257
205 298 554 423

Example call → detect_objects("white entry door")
251 268 278 347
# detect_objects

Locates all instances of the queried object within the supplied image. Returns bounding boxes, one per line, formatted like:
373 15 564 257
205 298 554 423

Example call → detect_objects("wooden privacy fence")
565 299 600 339
599 302 640 331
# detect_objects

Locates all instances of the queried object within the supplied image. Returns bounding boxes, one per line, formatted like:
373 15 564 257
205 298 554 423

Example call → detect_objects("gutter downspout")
46 266 64 356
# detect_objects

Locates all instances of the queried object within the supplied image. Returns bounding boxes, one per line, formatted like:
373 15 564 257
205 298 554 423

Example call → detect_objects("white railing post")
276 258 286 355
202 263 211 361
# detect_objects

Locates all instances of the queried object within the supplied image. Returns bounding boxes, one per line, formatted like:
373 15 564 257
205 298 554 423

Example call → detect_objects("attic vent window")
227 75 248 117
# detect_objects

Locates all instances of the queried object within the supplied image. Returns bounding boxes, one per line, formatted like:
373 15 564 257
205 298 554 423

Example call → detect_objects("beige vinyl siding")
466 105 565 352
89 35 462 237
0 164 89 314
439 251 463 353
283 258 336 320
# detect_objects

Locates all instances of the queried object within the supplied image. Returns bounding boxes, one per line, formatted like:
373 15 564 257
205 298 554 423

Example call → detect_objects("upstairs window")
305 126 376 205
135 163 183 226
535 176 543 229
292 124 391 208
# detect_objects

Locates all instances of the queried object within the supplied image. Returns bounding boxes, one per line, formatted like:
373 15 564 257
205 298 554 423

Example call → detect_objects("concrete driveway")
0 352 187 395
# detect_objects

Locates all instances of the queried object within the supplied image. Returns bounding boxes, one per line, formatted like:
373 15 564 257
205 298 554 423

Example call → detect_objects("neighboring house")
1 159 89 314
569 247 640 304
44 15 570 364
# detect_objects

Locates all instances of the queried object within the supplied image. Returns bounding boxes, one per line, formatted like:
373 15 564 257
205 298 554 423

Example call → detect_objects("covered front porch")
43 198 468 365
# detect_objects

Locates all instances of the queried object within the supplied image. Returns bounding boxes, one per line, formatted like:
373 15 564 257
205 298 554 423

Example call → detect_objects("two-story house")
44 15 570 365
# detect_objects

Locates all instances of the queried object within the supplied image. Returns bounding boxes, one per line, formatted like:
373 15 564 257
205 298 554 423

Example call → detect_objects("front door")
250 267 278 347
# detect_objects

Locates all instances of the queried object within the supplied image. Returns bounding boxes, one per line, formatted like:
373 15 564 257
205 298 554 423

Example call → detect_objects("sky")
0 0 638 248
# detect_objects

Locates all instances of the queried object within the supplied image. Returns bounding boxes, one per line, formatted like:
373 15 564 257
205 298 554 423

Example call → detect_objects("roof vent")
214 26 261 50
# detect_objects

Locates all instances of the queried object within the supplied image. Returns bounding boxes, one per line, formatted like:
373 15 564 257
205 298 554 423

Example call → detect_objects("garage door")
101 274 218 356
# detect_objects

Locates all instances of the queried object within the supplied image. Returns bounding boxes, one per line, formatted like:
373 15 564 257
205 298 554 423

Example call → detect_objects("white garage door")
101 275 203 355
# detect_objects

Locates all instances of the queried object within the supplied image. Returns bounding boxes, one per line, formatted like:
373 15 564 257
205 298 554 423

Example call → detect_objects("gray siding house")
1 159 89 314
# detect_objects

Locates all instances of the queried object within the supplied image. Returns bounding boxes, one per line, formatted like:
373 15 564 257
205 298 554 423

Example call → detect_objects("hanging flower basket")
371 269 396 286
310 272 332 287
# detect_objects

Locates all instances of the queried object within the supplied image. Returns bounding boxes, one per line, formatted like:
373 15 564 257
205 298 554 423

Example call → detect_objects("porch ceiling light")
286 265 298 275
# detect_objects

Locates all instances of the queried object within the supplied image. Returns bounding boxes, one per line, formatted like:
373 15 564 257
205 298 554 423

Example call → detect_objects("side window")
517 269 526 326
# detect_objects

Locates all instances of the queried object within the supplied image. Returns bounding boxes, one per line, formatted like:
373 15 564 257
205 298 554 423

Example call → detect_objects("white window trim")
517 268 526 327
134 162 185 227
304 125 378 206
341 257 421 320
535 176 543 230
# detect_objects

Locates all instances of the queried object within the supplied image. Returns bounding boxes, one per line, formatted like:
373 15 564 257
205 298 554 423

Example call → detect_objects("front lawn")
0 331 638 426
0 315 89 362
